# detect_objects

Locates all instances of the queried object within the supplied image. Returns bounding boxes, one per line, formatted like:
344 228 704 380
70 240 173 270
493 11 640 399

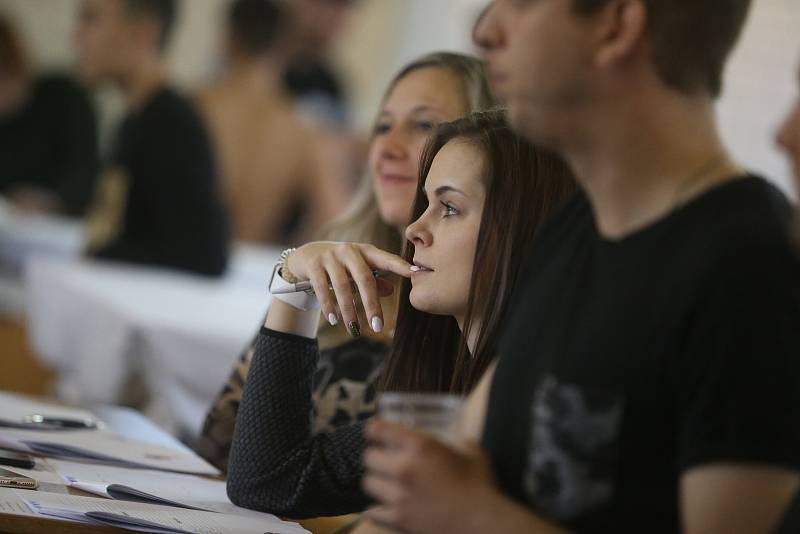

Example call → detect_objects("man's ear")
592 0 647 69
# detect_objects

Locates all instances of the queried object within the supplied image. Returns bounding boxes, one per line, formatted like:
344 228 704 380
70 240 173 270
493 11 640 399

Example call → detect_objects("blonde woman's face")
369 67 468 228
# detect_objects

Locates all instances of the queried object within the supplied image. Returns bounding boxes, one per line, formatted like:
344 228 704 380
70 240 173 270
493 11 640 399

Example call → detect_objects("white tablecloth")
25 245 279 438
0 197 83 317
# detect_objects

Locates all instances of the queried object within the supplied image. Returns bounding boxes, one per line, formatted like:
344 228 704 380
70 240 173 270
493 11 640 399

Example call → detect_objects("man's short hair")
228 0 284 56
124 0 178 51
573 0 752 97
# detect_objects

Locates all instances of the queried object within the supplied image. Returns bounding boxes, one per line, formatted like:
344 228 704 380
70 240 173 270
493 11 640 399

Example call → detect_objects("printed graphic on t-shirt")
524 375 623 521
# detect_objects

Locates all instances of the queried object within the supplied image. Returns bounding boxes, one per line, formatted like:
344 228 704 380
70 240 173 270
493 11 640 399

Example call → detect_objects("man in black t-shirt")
75 0 228 276
0 15 98 217
362 1 800 533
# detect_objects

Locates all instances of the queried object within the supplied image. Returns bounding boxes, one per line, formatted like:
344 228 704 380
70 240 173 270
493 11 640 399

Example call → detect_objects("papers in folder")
0 428 219 476
0 489 309 534
49 459 268 517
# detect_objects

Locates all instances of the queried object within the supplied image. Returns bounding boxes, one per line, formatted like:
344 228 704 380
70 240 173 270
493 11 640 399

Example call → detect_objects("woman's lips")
380 173 415 186
410 261 434 274
488 71 508 93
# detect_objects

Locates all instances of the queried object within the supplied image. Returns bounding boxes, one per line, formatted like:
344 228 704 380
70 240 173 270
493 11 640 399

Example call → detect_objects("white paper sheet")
0 428 219 475
49 460 274 517
0 488 39 517
19 491 310 534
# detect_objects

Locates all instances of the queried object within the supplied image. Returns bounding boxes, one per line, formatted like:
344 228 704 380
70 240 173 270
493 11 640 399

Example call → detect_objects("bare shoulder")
458 361 497 443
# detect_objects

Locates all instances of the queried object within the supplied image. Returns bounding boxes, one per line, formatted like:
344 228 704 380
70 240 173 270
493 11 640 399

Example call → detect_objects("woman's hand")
285 242 413 336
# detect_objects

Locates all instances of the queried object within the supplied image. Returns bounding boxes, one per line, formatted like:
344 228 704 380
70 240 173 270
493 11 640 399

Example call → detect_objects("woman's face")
405 140 486 328
369 66 468 228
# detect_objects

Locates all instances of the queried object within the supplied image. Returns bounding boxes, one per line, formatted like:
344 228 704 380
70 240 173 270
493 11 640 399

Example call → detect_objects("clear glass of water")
377 392 464 444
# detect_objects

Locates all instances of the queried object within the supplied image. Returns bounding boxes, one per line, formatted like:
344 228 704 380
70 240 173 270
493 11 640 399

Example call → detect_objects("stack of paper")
0 428 219 476
0 392 304 533
49 460 270 517
0 489 309 534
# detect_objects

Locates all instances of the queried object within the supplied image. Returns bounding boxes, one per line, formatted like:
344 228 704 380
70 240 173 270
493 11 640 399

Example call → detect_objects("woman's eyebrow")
421 184 468 198
381 105 443 119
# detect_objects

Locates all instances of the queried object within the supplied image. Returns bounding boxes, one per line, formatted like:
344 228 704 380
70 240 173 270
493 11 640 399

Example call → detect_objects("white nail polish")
328 313 338 326
371 316 383 333
410 266 421 272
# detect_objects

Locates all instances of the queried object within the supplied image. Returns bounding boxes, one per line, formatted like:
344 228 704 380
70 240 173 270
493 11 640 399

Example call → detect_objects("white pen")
270 268 387 295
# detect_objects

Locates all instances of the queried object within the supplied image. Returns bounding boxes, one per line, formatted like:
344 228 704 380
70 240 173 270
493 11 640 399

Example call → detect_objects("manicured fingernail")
410 266 421 272
328 313 338 326
371 316 383 333
348 321 361 338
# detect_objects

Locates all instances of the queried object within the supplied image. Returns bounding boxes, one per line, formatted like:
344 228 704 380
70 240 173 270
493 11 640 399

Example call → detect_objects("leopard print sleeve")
195 339 256 473
227 328 388 518
196 324 388 477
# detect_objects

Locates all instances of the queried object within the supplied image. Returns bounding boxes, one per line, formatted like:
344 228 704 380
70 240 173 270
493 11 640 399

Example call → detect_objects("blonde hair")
317 52 499 348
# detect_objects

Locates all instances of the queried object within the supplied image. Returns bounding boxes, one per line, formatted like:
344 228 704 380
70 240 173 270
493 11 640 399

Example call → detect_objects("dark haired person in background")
196 0 349 245
76 0 228 276
777 65 800 191
363 0 800 533
777 60 800 246
282 0 355 127
0 13 98 217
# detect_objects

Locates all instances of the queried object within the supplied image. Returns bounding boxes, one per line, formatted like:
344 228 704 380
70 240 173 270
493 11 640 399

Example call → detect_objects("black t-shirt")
93 87 229 276
284 57 347 126
0 74 98 216
483 176 800 533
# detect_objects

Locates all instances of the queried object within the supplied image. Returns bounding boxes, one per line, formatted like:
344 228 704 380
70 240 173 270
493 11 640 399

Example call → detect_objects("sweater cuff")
260 327 318 346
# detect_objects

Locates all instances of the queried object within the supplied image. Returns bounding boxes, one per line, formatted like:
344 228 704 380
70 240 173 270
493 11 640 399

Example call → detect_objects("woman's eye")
416 121 435 132
441 201 459 218
373 123 391 135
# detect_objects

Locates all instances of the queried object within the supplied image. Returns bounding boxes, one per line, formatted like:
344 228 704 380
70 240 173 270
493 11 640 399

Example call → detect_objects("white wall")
717 0 800 198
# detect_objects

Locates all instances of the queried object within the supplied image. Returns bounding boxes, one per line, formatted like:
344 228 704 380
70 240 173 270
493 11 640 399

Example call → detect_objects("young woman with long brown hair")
227 110 578 518
196 52 497 470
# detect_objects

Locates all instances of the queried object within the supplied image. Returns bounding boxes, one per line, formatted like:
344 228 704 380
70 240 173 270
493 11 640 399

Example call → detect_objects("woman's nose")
405 213 432 248
378 124 409 161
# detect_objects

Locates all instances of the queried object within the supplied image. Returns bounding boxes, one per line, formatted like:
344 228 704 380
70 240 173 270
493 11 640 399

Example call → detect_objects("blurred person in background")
776 59 800 244
195 52 497 474
196 0 350 245
0 13 98 217
282 0 355 127
279 0 363 242
75 0 229 276
777 65 800 189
